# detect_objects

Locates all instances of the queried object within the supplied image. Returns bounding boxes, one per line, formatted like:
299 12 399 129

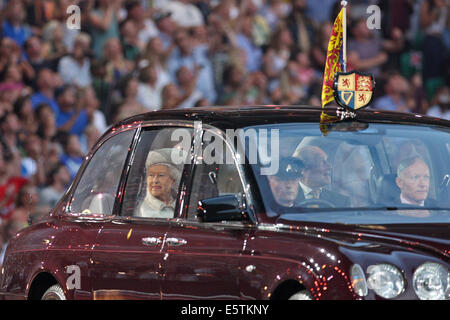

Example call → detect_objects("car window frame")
181 124 259 225
108 120 258 225
63 126 139 218
115 122 196 222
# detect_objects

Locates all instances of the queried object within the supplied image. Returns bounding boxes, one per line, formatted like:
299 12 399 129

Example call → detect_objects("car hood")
277 209 450 258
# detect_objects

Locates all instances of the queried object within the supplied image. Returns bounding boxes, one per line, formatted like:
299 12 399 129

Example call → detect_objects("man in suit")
395 156 437 207
293 146 350 208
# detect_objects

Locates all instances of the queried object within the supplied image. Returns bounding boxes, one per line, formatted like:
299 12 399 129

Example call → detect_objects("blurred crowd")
0 0 449 262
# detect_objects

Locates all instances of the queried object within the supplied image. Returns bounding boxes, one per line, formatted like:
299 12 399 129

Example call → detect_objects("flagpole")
341 1 348 72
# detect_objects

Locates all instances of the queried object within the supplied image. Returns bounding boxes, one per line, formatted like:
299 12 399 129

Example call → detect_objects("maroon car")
1 106 449 300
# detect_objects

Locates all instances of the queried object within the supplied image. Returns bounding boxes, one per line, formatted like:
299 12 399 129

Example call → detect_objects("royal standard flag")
321 9 344 108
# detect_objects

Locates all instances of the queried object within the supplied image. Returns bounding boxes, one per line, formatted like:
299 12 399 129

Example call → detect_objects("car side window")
69 130 135 215
187 131 245 221
121 127 193 218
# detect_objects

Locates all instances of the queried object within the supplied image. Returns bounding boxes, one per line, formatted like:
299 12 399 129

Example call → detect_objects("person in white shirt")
137 63 170 110
175 66 204 109
57 33 92 88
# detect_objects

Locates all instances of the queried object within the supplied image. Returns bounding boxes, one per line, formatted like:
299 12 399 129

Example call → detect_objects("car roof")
112 105 450 132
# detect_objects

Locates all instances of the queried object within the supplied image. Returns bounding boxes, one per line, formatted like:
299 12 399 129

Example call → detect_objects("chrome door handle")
142 237 162 246
166 237 187 247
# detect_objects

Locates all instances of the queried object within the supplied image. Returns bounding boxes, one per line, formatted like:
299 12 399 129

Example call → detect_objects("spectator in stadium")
55 85 89 138
13 95 37 135
30 68 60 115
137 62 170 111
1 0 33 50
154 11 177 50
35 103 57 142
176 66 204 109
166 29 216 103
20 134 46 186
427 86 450 120
348 18 404 78
39 163 71 209
373 73 410 112
58 132 84 181
286 0 314 53
311 21 333 71
24 35 58 75
419 0 448 100
260 0 292 30
103 37 134 83
125 0 159 46
78 86 108 135
41 20 68 63
161 83 182 110
0 144 28 221
233 14 263 73
114 76 146 123
87 0 121 59
120 19 143 62
265 25 295 76
58 33 93 88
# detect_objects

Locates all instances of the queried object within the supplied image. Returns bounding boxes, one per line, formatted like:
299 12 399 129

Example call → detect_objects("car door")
57 128 136 299
89 125 194 299
161 127 252 299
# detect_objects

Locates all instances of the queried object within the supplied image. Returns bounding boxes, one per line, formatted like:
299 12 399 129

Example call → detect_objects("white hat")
145 148 188 182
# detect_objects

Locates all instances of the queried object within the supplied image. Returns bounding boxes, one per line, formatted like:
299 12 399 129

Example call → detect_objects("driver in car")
268 157 303 207
293 146 350 207
137 148 182 218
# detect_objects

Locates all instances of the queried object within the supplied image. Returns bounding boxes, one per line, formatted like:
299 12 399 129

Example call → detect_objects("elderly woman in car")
138 148 185 218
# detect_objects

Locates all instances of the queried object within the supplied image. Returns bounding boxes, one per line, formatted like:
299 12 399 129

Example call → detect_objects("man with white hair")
395 156 437 207
293 145 350 207
137 148 184 218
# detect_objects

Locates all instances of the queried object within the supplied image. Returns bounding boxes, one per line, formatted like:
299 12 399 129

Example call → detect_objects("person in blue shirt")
373 73 409 112
55 86 89 137
166 29 217 104
1 1 33 50
57 132 84 181
31 69 60 115
235 16 263 73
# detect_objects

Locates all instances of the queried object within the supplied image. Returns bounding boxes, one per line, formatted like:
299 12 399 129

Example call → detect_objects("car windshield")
243 121 450 224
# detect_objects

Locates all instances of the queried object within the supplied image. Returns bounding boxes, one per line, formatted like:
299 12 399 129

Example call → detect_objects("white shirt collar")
400 194 424 207
299 180 321 199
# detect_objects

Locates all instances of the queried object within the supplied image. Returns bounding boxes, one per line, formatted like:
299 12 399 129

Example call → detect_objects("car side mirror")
196 194 249 223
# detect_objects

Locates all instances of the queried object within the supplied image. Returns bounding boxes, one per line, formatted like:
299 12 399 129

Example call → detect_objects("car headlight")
350 264 368 297
413 262 449 300
367 264 405 299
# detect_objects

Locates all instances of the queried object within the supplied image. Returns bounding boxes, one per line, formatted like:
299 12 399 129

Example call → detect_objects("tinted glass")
121 127 193 218
187 130 245 221
245 122 450 224
70 130 135 215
